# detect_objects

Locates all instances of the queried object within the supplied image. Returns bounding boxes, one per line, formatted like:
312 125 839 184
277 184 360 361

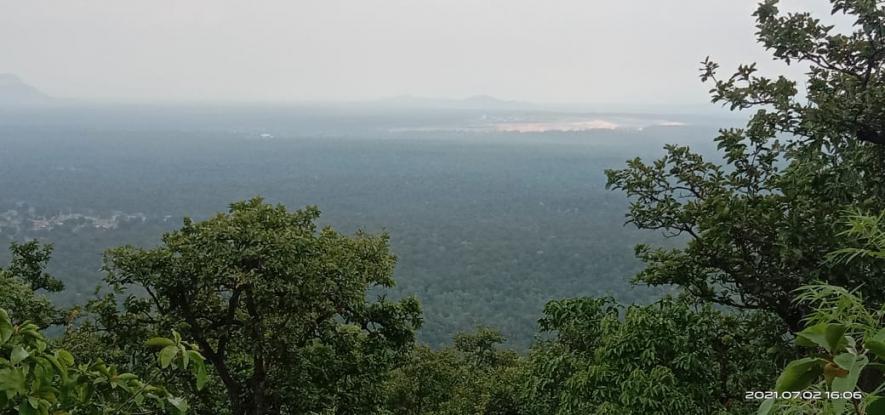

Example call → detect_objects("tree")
606 0 885 330
99 198 422 415
520 296 788 415
384 328 523 415
757 211 885 414
0 241 64 328
0 307 204 415
384 346 465 415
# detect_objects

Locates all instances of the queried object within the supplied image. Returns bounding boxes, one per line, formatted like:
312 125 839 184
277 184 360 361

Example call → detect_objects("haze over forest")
0 75 724 345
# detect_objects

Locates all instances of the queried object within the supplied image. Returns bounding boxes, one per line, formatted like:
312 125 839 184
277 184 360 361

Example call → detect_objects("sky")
0 0 838 106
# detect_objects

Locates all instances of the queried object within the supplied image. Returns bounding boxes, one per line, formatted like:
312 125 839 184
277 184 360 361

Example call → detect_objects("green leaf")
18 401 36 415
167 396 189 414
145 337 176 348
775 357 824 392
116 372 138 381
867 397 885 415
186 350 203 364
832 353 869 392
0 317 12 345
10 346 29 365
830 353 868 414
0 367 27 396
158 345 178 369
757 398 775 415
795 323 847 353
193 360 208 391
180 346 189 369
55 349 74 367
866 329 885 360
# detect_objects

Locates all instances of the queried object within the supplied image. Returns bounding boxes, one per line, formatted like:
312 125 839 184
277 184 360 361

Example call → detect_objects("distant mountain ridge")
372 94 536 110
362 95 725 115
0 74 53 106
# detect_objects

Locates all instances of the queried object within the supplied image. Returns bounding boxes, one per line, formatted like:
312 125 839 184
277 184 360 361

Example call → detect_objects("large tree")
520 297 787 415
606 0 885 330
384 328 523 415
0 241 64 327
97 198 422 415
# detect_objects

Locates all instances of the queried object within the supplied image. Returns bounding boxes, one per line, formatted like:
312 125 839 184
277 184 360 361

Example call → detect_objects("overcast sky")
1 0 836 105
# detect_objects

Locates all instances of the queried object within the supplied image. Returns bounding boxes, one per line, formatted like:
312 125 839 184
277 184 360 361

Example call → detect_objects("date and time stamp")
745 391 865 401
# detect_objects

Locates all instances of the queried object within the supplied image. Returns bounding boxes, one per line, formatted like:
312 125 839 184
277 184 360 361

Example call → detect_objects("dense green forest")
3 1 885 414
0 115 699 347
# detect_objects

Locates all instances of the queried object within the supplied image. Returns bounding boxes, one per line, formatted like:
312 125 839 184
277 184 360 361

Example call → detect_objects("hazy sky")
1 0 836 105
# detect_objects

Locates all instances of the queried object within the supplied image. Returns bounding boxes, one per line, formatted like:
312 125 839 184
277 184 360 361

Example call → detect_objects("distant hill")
0 74 53 106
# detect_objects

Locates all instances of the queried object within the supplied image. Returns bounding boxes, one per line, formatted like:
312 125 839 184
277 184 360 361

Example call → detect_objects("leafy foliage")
759 285 885 415
762 212 885 414
96 198 422 415
606 0 885 330
0 308 202 415
0 242 64 328
384 328 523 415
519 296 788 415
829 210 885 263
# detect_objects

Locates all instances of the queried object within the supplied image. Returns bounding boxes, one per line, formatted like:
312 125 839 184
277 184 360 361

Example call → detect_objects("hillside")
0 73 52 106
